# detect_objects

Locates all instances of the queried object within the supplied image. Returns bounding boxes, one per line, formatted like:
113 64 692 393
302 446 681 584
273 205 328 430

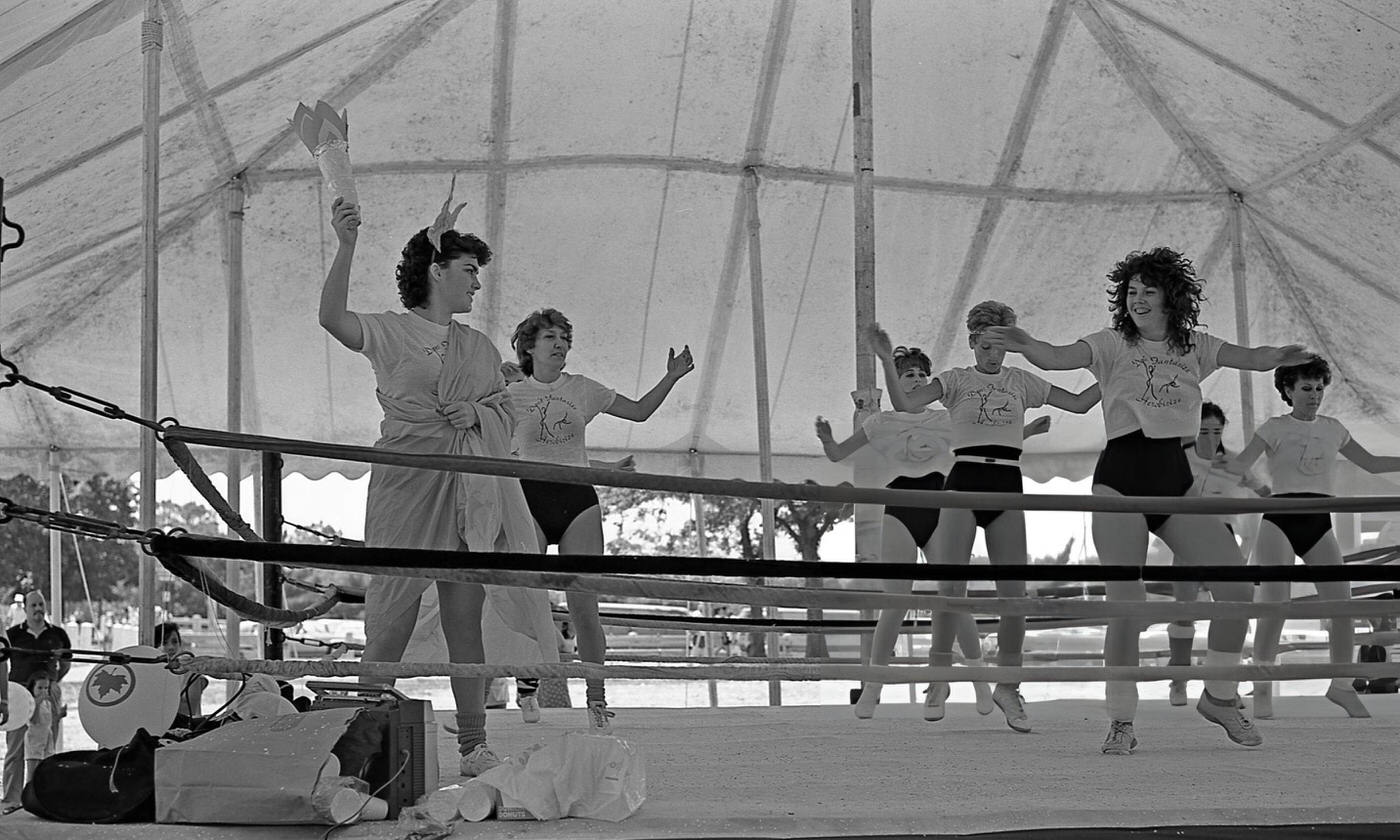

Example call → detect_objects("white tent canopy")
4 0 1400 490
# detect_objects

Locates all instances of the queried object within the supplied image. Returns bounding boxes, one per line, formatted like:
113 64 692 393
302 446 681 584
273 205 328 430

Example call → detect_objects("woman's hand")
814 416 834 442
666 346 695 381
442 401 480 430
982 325 1033 352
612 454 637 472
865 323 893 359
330 197 360 246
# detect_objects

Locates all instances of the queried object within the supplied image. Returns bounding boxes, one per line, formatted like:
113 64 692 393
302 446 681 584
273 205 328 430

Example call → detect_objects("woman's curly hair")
1274 355 1331 406
1106 247 1204 354
892 345 931 377
394 228 493 310
511 308 574 376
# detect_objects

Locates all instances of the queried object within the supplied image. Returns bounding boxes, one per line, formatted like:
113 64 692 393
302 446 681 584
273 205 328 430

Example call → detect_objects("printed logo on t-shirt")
1292 433 1329 475
421 340 448 362
967 383 1017 426
524 394 580 445
1130 355 1188 408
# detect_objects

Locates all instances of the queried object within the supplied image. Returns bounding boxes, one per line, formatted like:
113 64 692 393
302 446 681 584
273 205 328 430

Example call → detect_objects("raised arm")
1044 382 1101 414
815 416 871 462
1216 342 1312 371
1340 439 1400 474
982 326 1091 371
607 345 695 422
318 198 365 351
866 323 942 412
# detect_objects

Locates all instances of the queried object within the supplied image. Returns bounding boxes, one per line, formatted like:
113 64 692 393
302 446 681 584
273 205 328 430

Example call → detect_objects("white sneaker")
1198 691 1263 747
587 701 615 734
459 743 502 778
519 694 541 724
923 682 950 721
992 684 1031 733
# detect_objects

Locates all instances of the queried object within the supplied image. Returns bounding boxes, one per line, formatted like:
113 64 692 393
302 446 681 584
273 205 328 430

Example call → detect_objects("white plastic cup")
456 780 497 822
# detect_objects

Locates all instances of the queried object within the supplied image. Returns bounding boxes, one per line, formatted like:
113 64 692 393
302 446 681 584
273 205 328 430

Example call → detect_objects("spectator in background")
2 591 71 813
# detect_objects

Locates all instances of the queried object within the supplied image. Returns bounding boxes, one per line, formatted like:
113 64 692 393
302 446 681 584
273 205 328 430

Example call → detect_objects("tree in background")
599 485 852 658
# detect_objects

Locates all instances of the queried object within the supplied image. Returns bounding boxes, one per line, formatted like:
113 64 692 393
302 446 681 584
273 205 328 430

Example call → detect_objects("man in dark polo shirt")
2 591 70 811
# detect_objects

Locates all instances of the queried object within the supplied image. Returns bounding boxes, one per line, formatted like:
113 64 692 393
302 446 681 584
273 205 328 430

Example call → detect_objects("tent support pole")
138 0 163 648
850 0 882 675
743 167 781 706
1228 192 1256 436
261 451 284 660
224 175 246 661
48 448 61 622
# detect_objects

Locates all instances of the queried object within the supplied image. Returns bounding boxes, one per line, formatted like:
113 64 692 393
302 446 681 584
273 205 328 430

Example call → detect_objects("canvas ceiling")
3 0 1400 493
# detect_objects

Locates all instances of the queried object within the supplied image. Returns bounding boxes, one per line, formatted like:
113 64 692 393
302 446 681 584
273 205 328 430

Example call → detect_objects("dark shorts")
520 479 601 546
883 471 945 547
1092 430 1193 534
946 446 1023 529
1262 493 1334 557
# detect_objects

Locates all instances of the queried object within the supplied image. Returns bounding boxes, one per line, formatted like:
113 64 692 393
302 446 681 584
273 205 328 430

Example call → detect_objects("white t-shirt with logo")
508 373 617 467
353 310 451 413
860 409 955 483
1081 328 1225 440
1255 414 1350 495
934 366 1052 451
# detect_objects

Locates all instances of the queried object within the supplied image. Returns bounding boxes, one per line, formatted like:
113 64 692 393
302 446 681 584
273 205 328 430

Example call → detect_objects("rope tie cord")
154 550 344 628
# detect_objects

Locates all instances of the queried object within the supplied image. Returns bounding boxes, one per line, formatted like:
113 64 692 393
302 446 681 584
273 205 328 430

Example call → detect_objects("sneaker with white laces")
587 701 615 734
1169 680 1188 707
992 684 1031 733
923 682 950 721
459 743 502 778
1197 691 1263 747
1101 720 1137 755
519 694 541 724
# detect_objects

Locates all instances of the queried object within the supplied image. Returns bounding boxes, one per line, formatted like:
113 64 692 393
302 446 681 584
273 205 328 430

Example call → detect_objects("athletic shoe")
1101 720 1137 755
923 682 950 721
853 684 880 720
519 694 541 724
992 685 1031 733
973 681 995 716
459 743 502 778
1197 691 1263 747
587 701 615 734
1168 680 1188 707
1252 682 1273 719
1325 685 1371 718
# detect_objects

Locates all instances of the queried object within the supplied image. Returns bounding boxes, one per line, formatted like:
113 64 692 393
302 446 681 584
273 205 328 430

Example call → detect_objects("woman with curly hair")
318 195 538 778
815 343 1039 720
984 246 1311 755
1229 355 1400 719
868 302 1099 733
507 307 694 733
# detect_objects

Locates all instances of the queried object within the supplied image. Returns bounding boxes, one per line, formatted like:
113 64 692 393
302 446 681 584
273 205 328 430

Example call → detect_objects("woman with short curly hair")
985 246 1312 755
318 195 538 778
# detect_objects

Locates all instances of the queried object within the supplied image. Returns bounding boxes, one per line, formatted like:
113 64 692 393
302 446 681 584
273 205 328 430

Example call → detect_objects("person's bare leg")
1247 520 1291 718
1303 536 1369 717
854 517 917 718
437 580 489 759
924 508 976 720
985 511 1030 731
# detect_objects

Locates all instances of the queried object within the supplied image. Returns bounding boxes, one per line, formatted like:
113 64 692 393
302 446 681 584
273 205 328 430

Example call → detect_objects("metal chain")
0 495 162 546
0 351 177 437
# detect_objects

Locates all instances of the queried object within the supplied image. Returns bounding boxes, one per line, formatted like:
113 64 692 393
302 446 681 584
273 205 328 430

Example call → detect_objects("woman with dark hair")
1164 402 1269 707
1229 355 1400 719
985 246 1311 755
816 343 1042 720
319 194 538 778
507 307 693 733
870 302 1099 733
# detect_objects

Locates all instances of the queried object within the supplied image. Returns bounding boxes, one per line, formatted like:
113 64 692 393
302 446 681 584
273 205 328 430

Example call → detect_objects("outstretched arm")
318 198 364 351
982 326 1091 371
1044 382 1101 414
815 416 871 462
607 345 695 421
1340 439 1400 474
1226 435 1267 480
1217 342 1312 371
866 323 942 411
